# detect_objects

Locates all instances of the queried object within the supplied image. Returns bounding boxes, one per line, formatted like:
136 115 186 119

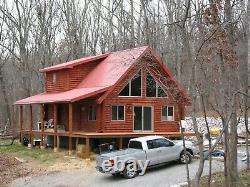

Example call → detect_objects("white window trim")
146 72 168 98
156 82 168 98
111 105 125 121
118 70 142 97
161 106 174 121
88 106 96 121
133 105 154 132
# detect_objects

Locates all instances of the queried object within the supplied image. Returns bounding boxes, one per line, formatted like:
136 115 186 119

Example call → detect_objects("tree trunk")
245 0 250 171
0 68 12 126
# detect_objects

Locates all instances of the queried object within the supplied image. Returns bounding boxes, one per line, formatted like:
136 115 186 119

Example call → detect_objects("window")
158 86 167 97
162 106 174 121
131 71 141 96
128 141 143 149
52 73 57 84
111 106 125 120
88 106 96 121
146 73 167 97
119 84 129 96
147 140 155 149
146 73 156 97
119 70 141 96
147 139 173 149
154 138 172 147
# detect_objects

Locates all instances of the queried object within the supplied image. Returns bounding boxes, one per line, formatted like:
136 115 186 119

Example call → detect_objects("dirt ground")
0 152 95 187
0 154 36 186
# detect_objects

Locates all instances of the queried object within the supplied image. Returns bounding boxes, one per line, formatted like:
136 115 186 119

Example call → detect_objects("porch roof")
15 86 109 105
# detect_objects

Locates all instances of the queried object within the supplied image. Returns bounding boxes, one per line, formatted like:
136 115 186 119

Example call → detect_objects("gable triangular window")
146 72 167 97
119 70 141 96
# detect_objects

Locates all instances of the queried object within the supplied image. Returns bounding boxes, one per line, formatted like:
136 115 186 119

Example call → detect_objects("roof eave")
39 53 109 73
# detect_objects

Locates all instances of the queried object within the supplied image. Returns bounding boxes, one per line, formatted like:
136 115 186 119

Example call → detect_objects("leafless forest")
0 0 249 186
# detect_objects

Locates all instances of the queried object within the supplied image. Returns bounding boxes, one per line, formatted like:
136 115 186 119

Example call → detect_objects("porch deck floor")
21 130 196 138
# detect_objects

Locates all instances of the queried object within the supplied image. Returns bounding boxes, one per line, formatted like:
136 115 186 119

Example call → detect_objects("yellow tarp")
210 128 221 135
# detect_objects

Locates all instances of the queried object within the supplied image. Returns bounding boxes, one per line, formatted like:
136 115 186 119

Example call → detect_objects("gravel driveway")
9 156 247 187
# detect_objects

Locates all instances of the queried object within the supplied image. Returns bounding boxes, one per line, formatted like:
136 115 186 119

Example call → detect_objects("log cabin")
15 46 192 157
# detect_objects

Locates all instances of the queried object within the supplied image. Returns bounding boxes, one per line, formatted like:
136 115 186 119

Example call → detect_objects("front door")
133 106 152 131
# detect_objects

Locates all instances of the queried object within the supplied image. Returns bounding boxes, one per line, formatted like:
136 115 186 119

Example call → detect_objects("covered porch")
17 100 104 156
15 86 108 157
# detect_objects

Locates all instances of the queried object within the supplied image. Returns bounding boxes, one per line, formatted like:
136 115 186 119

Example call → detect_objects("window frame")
111 105 125 121
146 72 167 98
161 106 174 121
118 70 142 97
52 73 57 84
133 105 154 132
154 138 172 147
88 106 97 121
128 140 143 149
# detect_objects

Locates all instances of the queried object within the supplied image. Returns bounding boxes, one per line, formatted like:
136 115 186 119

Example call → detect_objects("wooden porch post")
53 104 58 152
118 137 123 149
68 103 73 155
29 105 33 146
86 137 90 158
40 104 45 148
96 104 102 132
19 105 23 143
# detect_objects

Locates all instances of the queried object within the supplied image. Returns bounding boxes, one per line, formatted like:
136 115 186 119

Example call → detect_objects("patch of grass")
0 139 64 164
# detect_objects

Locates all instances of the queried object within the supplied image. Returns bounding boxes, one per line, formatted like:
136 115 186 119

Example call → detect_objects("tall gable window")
146 73 167 97
146 73 156 97
158 86 167 97
119 70 141 96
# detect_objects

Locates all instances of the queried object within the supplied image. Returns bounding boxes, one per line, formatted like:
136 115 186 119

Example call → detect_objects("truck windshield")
128 141 143 149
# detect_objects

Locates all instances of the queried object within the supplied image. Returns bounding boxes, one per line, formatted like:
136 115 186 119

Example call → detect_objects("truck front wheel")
123 164 137 179
180 151 192 164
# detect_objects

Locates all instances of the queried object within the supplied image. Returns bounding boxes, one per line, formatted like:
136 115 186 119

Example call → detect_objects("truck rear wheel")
123 163 137 179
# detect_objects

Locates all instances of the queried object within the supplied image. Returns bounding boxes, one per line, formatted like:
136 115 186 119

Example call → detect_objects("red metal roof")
15 46 149 104
15 46 191 105
39 53 109 72
77 46 149 88
15 87 109 104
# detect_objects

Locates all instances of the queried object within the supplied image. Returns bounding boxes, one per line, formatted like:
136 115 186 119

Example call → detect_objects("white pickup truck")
96 136 197 178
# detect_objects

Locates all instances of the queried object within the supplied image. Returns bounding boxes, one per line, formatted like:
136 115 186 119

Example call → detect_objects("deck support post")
57 136 60 150
29 105 33 146
76 137 79 150
86 137 90 158
40 104 45 148
68 103 73 155
53 104 58 152
19 105 23 143
118 137 123 149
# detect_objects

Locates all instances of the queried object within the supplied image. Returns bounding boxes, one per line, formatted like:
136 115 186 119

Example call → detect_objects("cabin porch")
17 100 103 155
17 102 196 158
